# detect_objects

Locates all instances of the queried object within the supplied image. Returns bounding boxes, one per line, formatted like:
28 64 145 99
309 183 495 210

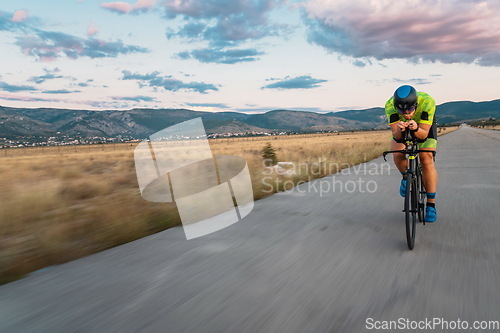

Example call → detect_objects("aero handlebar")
382 129 436 162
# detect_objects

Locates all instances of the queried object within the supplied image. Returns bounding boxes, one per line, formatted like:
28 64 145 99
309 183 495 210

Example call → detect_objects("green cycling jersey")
385 92 436 126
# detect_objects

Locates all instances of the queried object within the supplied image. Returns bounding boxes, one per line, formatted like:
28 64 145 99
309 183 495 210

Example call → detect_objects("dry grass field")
0 127 457 284
486 125 500 130
469 124 500 131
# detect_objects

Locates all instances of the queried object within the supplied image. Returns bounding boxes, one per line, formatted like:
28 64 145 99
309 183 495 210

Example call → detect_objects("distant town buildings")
0 134 136 149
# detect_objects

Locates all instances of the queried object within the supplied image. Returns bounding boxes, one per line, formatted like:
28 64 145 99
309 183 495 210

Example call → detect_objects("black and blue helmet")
393 85 417 113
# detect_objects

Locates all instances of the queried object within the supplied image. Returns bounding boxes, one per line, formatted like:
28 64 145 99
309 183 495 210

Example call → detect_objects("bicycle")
383 129 436 250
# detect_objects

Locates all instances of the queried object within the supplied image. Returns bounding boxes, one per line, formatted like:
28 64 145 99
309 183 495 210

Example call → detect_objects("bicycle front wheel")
404 173 417 250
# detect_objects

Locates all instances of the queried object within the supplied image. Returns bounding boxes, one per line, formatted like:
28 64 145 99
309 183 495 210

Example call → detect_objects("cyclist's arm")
390 122 406 140
414 93 435 140
413 122 431 140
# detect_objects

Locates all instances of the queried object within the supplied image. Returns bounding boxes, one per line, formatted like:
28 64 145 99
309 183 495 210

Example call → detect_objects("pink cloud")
100 0 156 14
11 9 28 22
0 93 60 103
163 0 286 47
304 0 500 65
87 21 100 36
133 0 156 11
101 2 132 13
15 31 147 61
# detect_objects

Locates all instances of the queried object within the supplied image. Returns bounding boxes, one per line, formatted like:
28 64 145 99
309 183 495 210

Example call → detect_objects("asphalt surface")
1 126 499 332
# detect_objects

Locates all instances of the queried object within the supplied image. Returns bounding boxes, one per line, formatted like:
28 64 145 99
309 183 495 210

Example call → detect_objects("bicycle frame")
383 130 436 249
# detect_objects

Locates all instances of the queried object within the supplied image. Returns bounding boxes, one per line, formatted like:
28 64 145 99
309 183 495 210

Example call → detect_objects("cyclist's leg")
419 147 437 202
391 139 407 173
419 134 438 222
418 122 438 203
392 138 409 197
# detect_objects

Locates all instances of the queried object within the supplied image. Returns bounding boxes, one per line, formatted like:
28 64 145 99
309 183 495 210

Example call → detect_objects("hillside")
0 99 499 140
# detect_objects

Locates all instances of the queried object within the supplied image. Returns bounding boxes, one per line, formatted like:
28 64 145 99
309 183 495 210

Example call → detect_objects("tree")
261 142 277 166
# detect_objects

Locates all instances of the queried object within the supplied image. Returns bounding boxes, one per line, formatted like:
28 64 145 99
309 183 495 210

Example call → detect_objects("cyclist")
385 85 438 222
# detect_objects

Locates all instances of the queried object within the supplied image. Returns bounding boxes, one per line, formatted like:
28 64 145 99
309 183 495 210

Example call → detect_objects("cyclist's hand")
407 120 418 130
397 121 408 131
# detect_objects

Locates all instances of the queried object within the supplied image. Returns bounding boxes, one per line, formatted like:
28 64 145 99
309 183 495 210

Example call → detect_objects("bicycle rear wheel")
404 173 417 250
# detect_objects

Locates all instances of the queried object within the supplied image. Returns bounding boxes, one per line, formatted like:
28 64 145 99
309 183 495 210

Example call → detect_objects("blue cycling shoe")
424 206 437 223
399 178 407 197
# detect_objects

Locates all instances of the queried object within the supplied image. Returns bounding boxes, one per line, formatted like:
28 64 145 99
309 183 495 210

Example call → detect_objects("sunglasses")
396 104 417 114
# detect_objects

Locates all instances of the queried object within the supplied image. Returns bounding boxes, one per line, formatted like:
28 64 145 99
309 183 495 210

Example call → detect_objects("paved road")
1 126 499 332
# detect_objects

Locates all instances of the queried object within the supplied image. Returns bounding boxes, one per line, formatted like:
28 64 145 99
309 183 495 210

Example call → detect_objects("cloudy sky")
1 0 500 113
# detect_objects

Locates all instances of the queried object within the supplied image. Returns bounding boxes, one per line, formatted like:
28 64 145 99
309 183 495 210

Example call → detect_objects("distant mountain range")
1 99 499 139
